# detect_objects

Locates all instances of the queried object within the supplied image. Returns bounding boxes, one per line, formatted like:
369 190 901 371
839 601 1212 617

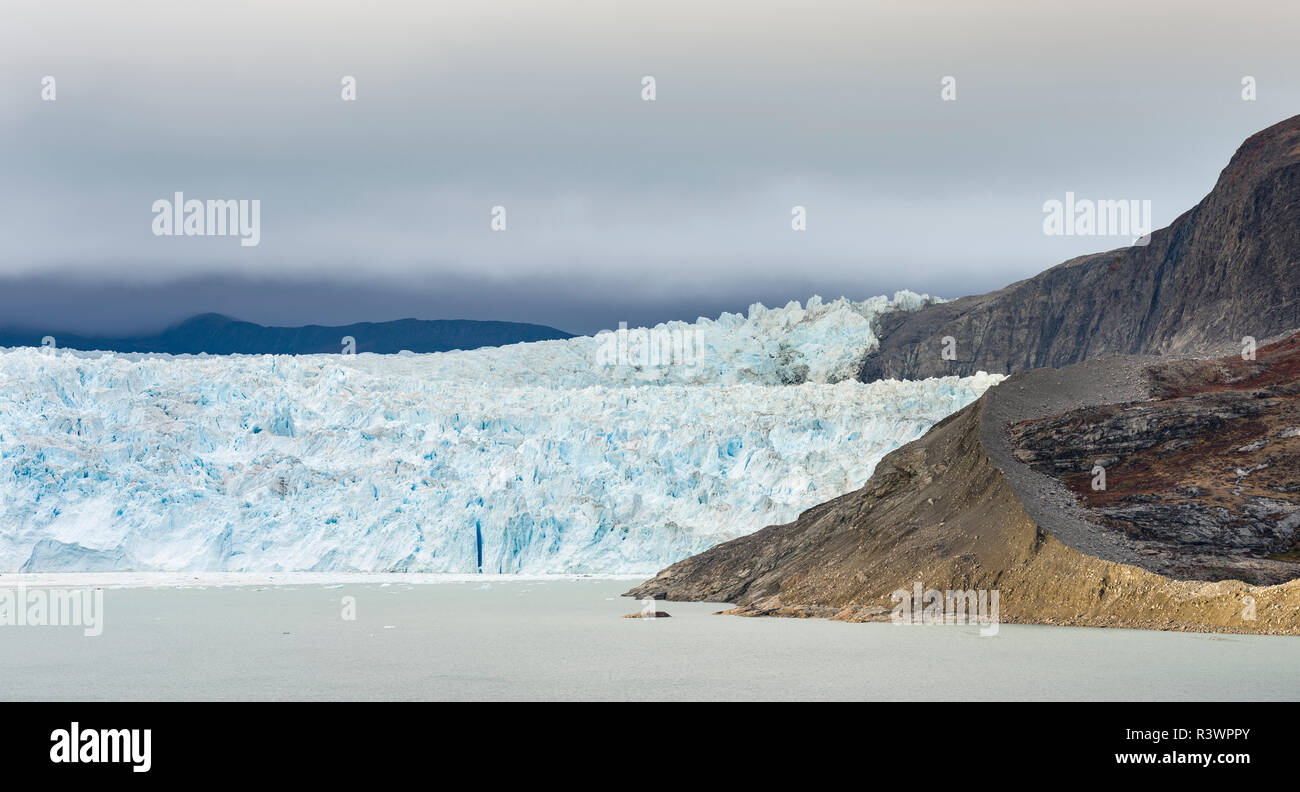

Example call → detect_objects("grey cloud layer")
1 0 1297 331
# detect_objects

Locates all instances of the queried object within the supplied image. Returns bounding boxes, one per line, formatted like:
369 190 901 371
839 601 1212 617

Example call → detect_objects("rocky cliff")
628 336 1300 634
859 114 1300 381
628 116 1300 634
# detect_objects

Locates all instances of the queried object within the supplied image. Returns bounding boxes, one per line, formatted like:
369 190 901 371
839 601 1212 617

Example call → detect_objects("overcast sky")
2 0 1298 334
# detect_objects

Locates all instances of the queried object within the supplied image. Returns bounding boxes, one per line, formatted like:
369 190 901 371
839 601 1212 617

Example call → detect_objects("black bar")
0 702 1284 780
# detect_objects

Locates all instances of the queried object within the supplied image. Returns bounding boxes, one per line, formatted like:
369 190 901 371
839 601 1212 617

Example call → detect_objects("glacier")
373 292 945 387
0 293 1001 573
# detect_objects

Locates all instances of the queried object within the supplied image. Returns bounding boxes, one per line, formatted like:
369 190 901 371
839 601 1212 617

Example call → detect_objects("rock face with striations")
1007 333 1300 586
628 339 1300 634
859 114 1300 382
630 117 1300 634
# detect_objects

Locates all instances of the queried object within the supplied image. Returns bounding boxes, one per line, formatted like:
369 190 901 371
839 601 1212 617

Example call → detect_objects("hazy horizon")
3 0 1298 335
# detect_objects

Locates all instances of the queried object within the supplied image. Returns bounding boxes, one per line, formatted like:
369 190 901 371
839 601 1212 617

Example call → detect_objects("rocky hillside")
1009 334 1300 585
628 336 1300 633
859 114 1300 381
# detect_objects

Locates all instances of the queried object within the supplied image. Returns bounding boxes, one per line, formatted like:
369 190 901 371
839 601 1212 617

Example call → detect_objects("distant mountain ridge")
0 313 573 355
860 113 1300 381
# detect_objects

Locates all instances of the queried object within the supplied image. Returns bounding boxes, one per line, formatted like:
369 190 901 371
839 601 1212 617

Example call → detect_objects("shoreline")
0 571 652 589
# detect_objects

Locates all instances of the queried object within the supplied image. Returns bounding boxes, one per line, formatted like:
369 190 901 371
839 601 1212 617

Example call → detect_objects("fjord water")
2 579 1295 701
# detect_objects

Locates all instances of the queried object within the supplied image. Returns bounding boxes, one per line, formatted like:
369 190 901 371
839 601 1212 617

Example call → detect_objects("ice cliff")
0 293 1001 573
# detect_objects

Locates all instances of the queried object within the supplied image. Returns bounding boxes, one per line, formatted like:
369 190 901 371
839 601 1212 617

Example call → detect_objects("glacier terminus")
0 294 1000 574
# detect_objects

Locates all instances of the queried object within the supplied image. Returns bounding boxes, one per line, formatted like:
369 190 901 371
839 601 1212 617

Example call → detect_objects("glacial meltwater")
1 577 1295 701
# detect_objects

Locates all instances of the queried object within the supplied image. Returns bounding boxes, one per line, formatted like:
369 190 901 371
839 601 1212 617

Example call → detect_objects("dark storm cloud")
1 0 1297 333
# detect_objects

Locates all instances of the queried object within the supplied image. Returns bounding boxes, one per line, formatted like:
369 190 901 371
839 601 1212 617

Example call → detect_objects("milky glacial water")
1 578 1296 701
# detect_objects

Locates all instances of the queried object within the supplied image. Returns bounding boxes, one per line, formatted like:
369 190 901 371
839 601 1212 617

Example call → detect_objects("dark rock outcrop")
628 116 1300 634
628 340 1300 633
1008 333 1300 585
860 114 1300 381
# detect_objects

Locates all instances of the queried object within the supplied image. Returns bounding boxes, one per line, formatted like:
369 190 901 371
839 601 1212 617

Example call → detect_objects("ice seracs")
0 294 1000 574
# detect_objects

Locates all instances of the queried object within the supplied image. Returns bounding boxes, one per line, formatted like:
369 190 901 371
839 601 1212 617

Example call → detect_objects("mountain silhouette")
0 313 573 355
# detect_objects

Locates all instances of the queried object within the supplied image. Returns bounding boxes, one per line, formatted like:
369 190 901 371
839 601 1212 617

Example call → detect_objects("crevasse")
0 293 1001 573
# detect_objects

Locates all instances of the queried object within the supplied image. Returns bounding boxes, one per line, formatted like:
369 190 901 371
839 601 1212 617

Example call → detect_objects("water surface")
1 579 1295 701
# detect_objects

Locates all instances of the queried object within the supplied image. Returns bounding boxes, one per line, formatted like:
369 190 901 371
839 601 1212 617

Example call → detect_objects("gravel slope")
628 347 1300 633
